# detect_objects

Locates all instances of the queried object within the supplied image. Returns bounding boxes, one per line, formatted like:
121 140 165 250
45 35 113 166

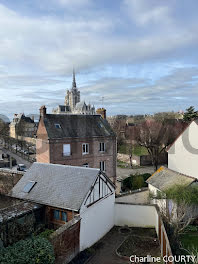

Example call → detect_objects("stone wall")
0 169 23 194
49 216 81 264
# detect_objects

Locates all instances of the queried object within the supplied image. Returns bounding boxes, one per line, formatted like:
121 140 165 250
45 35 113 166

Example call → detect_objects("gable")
82 173 115 209
168 121 198 154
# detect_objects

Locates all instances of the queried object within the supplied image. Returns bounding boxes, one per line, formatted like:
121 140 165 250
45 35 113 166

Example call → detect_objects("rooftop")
146 166 196 191
42 114 115 139
10 162 102 211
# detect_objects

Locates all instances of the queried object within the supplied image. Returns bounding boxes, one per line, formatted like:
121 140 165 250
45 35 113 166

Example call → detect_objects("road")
1 148 32 169
116 166 155 180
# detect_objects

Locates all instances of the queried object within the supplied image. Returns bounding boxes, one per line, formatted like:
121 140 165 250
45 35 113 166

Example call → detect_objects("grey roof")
10 162 101 211
147 166 196 191
43 114 115 139
0 201 42 223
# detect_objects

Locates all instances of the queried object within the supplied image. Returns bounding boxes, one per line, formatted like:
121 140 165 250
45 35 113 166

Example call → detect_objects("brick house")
10 162 115 251
36 106 117 183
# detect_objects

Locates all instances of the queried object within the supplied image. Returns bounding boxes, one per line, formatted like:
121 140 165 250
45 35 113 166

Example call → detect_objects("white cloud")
123 0 172 26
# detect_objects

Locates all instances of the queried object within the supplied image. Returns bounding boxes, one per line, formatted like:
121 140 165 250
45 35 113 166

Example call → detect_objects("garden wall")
49 216 81 264
115 203 158 230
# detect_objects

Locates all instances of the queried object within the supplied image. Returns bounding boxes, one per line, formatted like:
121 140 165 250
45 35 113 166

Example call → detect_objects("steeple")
72 68 77 89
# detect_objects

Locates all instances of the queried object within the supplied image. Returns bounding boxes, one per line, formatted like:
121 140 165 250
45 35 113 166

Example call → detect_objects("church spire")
72 68 77 89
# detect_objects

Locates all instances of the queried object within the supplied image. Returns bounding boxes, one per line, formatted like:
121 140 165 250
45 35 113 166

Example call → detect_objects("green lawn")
118 144 148 156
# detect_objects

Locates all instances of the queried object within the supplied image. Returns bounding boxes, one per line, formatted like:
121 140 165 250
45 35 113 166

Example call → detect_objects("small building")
168 119 198 179
36 106 117 183
10 113 36 139
10 162 115 251
147 166 197 218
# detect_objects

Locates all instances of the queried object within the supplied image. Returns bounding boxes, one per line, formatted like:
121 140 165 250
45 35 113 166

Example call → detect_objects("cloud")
123 0 172 26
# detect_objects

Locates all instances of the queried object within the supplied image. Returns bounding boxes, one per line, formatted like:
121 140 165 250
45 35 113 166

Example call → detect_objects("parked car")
17 164 27 171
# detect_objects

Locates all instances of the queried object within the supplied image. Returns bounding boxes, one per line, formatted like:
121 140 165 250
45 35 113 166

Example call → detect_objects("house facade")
168 120 198 179
10 113 36 139
10 162 115 251
36 106 117 183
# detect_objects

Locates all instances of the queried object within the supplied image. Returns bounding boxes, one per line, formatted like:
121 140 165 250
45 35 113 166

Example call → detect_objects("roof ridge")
34 162 100 171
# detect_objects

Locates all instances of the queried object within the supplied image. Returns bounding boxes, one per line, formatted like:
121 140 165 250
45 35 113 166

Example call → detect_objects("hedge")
0 236 55 264
122 173 151 191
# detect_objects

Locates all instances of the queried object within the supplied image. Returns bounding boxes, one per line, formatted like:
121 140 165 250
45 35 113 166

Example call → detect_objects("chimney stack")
96 108 106 119
40 105 46 118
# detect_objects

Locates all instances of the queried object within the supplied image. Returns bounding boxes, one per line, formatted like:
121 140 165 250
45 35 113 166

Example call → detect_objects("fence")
115 202 174 263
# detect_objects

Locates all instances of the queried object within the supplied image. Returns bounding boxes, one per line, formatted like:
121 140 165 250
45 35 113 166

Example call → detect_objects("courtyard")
86 226 161 264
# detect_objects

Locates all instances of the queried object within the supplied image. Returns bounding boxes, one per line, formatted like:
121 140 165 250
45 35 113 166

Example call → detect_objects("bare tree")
135 119 186 170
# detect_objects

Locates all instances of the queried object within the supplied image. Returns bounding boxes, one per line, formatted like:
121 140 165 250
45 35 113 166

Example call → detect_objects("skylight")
55 123 61 129
23 181 36 193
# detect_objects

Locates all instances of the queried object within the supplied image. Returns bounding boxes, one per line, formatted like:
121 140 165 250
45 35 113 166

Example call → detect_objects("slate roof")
42 114 115 139
147 166 196 191
10 162 102 211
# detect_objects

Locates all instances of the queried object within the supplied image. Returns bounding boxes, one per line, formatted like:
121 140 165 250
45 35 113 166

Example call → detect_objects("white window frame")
100 161 106 172
63 144 71 156
82 143 89 155
99 142 105 152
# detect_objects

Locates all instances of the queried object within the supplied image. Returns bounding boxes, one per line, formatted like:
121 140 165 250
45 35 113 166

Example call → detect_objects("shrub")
122 173 151 191
39 229 54 240
132 175 144 190
0 236 55 264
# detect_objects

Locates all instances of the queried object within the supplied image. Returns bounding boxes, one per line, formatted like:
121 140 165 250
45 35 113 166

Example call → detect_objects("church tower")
65 69 80 111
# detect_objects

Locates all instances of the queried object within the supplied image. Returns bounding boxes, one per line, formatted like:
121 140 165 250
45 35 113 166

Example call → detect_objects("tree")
151 185 198 237
135 119 185 170
183 106 198 122
0 119 9 145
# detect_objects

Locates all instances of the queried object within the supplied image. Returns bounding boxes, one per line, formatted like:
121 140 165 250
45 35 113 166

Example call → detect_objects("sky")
0 0 198 119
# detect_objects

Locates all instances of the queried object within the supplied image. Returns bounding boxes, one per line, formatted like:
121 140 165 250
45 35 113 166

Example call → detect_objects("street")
1 148 32 169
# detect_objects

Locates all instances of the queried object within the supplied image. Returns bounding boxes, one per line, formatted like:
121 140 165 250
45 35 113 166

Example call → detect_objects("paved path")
1 148 32 169
87 227 130 264
116 166 154 180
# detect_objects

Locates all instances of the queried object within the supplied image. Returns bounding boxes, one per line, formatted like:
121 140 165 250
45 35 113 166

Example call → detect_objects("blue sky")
0 0 198 119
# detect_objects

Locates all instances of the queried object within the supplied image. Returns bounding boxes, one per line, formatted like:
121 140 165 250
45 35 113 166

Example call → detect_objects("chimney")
96 108 106 119
40 105 46 118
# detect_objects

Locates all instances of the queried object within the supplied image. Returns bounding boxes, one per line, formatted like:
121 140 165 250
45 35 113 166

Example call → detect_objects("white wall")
168 121 198 178
114 203 159 235
80 193 115 251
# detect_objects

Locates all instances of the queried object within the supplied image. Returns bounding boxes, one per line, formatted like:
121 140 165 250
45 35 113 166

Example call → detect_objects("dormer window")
55 124 61 129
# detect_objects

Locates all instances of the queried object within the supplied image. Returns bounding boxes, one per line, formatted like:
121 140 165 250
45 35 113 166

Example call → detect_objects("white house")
10 162 115 251
168 120 198 179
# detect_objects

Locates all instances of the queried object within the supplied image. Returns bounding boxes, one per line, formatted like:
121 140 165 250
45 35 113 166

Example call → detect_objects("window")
99 142 105 152
82 143 89 154
63 144 71 156
83 163 89 168
54 210 60 220
61 212 67 222
55 124 61 129
53 210 68 222
23 181 36 193
100 161 105 172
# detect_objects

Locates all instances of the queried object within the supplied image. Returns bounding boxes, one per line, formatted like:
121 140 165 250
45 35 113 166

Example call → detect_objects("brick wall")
49 216 81 264
36 126 116 181
0 169 23 194
45 206 77 229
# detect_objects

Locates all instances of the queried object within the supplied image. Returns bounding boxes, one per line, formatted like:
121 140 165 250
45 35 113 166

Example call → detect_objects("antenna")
100 96 104 108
